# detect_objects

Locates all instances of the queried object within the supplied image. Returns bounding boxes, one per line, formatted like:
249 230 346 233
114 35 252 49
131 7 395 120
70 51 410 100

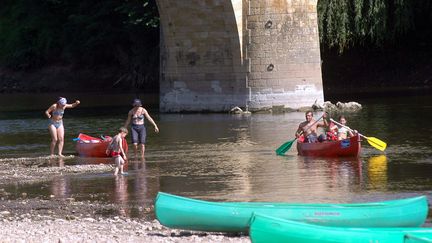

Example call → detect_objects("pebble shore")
0 156 250 242
0 217 250 243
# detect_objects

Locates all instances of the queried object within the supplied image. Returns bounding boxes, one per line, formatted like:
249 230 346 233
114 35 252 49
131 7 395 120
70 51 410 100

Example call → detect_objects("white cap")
58 97 67 105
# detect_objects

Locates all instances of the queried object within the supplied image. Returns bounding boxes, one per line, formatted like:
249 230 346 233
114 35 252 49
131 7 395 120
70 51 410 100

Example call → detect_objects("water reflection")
104 159 160 218
75 156 130 173
328 157 363 187
367 155 388 190
132 160 159 218
296 157 363 199
76 157 112 166
50 176 69 198
48 156 65 167
48 156 69 198
114 175 129 217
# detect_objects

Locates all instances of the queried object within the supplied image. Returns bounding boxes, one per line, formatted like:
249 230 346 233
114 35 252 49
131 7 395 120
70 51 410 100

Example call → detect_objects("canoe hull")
297 134 361 157
250 214 432 243
155 192 428 233
75 133 128 157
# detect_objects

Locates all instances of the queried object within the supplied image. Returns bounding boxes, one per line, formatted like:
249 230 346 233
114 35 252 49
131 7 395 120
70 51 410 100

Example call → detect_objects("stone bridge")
157 0 323 112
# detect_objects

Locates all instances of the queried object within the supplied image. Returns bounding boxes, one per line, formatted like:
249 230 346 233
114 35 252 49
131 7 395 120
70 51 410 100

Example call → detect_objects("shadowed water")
0 94 431 222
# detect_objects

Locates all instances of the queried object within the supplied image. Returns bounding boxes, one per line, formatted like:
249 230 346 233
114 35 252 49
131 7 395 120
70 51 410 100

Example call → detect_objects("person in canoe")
45 97 80 157
332 115 355 140
106 127 128 176
295 111 328 143
124 98 160 159
326 120 339 141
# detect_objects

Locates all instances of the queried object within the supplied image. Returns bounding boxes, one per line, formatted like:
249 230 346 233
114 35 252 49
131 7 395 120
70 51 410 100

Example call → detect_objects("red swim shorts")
110 151 121 157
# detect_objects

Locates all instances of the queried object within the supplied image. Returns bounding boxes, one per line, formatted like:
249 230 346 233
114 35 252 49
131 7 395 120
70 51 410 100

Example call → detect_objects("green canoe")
249 213 432 243
155 192 428 232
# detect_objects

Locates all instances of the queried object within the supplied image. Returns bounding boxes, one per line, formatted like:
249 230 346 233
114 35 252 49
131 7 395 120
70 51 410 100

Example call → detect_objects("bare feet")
58 154 65 158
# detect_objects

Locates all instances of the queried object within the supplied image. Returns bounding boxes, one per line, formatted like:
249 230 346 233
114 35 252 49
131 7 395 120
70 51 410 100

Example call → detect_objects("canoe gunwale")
155 192 428 232
297 134 361 157
157 192 426 208
75 133 128 157
249 213 432 243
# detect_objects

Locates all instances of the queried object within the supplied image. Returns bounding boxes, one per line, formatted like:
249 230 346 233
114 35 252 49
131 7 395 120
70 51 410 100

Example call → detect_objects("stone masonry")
157 0 323 112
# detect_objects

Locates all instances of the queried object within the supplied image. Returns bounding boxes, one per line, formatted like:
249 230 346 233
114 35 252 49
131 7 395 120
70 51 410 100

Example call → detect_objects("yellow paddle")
330 118 387 151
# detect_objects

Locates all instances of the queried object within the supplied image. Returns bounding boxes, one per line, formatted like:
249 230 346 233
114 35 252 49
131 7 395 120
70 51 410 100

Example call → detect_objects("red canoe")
297 134 361 157
75 133 128 157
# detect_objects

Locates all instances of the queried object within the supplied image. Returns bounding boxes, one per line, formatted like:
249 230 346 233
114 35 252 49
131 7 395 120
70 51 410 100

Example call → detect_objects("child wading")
106 127 128 176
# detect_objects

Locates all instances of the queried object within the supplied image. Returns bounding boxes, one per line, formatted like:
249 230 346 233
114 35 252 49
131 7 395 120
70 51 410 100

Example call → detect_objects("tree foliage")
318 0 432 52
0 0 159 88
1 0 431 79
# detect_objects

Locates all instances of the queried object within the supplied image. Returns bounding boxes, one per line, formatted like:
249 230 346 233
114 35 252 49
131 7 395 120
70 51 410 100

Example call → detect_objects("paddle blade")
366 137 387 151
275 139 297 155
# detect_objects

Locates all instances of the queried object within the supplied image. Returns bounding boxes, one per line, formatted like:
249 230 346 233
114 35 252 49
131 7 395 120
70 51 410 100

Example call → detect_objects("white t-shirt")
338 126 349 137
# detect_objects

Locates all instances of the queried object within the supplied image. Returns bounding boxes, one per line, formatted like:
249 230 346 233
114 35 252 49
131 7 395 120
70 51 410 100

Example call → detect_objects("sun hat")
132 98 142 106
58 97 67 105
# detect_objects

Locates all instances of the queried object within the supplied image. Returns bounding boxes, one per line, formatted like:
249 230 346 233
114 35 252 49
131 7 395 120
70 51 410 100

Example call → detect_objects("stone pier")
157 0 323 112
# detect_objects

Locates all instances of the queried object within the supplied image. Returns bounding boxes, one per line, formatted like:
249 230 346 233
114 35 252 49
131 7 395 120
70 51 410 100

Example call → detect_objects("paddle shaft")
275 113 325 155
329 118 365 138
330 118 387 151
296 114 325 137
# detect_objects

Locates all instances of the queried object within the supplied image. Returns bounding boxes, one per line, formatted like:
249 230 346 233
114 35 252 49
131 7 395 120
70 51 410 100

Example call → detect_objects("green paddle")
275 139 298 155
276 114 325 155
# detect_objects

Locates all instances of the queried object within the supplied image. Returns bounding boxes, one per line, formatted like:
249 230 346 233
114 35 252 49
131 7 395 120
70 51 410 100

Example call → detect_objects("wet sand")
0 156 250 242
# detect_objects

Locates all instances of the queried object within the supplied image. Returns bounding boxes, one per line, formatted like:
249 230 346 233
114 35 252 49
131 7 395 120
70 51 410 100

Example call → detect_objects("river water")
0 93 431 222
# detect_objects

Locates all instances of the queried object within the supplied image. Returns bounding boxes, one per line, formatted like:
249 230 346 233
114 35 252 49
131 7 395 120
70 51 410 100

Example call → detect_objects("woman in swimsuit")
336 115 354 140
45 97 80 157
124 98 159 159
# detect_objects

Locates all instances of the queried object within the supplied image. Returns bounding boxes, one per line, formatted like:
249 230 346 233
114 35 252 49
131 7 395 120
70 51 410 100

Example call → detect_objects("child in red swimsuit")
106 127 128 176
